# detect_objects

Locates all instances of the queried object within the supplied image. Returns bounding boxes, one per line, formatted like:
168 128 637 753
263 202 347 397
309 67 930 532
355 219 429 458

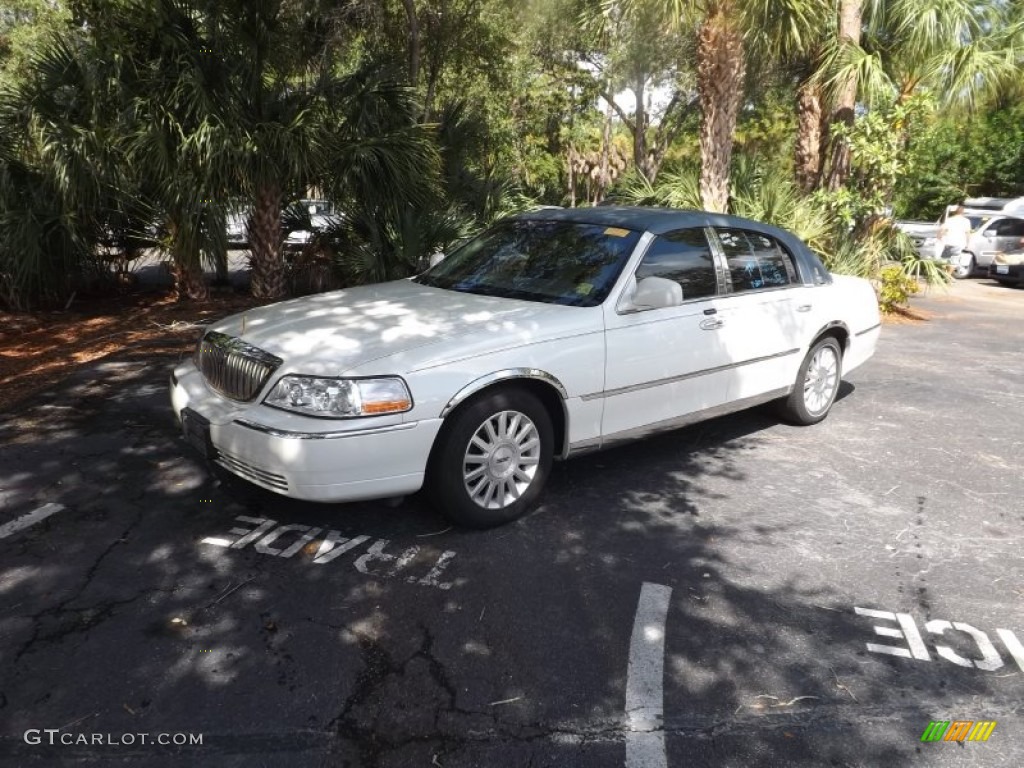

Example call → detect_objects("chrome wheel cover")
463 410 541 509
803 345 839 415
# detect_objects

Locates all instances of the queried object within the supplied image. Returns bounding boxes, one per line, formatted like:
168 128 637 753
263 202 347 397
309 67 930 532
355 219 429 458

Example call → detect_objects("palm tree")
821 0 862 191
218 0 326 300
0 32 132 308
617 0 822 211
214 1 441 300
121 0 237 300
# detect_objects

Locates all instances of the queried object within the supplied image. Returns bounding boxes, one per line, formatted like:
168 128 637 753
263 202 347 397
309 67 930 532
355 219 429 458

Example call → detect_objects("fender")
440 368 569 418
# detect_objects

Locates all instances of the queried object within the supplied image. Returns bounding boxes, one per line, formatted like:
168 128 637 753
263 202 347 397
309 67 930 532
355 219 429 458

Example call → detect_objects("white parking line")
0 503 64 540
625 582 672 768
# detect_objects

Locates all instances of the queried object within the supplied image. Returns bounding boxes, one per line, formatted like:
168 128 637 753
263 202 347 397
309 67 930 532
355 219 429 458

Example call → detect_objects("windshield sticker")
604 227 631 237
576 282 594 295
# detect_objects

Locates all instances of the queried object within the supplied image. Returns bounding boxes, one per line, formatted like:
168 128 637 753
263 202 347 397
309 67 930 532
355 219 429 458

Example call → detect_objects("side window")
716 227 798 293
634 228 718 301
994 219 1024 237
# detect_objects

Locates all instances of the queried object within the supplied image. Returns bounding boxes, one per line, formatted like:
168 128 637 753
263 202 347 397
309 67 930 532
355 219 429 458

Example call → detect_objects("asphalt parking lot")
1 279 1021 767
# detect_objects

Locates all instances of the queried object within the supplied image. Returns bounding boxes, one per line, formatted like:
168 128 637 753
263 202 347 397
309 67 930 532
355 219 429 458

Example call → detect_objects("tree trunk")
697 3 745 213
167 218 208 301
172 262 208 301
400 0 420 84
632 74 652 182
824 0 863 191
794 79 823 194
597 100 614 204
566 148 577 208
249 183 286 300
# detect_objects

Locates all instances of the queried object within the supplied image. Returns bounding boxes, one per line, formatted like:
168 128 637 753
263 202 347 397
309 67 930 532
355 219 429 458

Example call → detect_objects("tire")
427 387 554 528
952 254 976 279
777 336 843 426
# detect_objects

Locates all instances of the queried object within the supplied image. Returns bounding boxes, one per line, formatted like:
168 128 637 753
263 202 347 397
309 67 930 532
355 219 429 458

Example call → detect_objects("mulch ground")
0 289 269 414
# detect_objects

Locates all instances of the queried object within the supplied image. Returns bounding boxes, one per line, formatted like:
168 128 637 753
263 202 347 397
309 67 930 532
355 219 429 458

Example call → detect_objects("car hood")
208 280 588 375
994 251 1024 266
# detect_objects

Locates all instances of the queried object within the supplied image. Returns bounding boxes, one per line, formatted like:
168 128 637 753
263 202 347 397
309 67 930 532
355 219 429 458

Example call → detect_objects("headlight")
264 376 412 418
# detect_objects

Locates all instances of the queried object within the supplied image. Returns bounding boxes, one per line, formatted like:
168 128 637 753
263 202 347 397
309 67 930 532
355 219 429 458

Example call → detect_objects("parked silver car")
283 199 338 251
952 213 1024 278
903 210 1024 278
894 220 940 259
225 205 250 246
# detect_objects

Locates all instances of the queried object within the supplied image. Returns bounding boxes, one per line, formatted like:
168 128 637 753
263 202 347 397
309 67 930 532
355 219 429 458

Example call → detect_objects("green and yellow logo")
921 720 997 743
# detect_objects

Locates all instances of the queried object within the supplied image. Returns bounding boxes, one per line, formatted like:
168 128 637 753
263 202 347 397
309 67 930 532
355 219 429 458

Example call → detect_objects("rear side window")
986 219 1024 237
715 228 798 293
634 228 718 301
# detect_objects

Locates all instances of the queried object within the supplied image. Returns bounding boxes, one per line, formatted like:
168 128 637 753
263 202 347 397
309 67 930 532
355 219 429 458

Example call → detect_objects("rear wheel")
778 337 843 426
427 387 553 528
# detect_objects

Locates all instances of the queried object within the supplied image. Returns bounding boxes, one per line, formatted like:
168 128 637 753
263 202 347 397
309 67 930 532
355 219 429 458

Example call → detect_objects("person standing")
936 205 972 263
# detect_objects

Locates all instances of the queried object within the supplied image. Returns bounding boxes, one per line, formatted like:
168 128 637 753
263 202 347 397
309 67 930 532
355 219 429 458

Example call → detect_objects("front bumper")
170 362 443 502
989 262 1024 284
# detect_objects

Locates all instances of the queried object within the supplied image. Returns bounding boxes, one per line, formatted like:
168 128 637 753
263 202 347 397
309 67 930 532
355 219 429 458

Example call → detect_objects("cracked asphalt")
0 279 1021 767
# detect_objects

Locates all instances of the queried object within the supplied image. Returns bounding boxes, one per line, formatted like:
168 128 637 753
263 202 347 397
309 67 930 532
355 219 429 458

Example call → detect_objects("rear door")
706 227 807 401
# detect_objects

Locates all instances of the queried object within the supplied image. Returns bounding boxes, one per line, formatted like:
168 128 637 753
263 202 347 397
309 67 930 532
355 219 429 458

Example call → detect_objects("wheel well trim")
812 321 851 350
440 369 569 418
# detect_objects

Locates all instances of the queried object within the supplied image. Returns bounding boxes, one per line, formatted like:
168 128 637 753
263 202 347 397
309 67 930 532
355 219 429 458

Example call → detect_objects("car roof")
963 196 1024 212
962 210 1022 221
511 205 833 286
515 205 797 238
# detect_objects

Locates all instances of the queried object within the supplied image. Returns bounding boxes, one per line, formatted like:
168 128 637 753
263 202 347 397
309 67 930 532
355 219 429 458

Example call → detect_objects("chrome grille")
195 331 282 402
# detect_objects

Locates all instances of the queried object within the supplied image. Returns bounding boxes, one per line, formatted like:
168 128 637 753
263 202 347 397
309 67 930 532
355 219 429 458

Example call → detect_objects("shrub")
878 264 920 314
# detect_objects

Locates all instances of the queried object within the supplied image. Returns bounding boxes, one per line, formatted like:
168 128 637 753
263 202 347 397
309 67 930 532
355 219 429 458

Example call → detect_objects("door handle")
699 318 724 330
796 304 812 312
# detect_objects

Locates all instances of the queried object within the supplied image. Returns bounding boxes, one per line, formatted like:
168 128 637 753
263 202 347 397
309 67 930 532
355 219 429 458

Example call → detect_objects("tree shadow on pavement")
0 361 1012 768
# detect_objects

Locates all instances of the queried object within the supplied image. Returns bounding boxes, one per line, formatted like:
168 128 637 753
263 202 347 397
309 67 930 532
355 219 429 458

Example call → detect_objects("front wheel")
952 254 976 279
426 387 554 528
777 337 843 426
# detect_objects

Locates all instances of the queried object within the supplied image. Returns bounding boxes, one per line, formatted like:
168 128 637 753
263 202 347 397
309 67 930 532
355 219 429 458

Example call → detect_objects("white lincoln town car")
170 207 880 527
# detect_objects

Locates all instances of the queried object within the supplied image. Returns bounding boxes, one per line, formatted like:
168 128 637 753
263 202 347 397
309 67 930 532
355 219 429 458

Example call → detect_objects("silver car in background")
895 220 940 259
897 210 1024 279
954 213 1024 278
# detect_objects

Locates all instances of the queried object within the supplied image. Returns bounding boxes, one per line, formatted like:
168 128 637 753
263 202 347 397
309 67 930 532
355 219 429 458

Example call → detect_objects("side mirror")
620 276 683 312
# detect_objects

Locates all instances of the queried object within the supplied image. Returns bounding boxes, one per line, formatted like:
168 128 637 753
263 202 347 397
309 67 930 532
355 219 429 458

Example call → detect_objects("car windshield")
967 216 990 230
414 219 642 306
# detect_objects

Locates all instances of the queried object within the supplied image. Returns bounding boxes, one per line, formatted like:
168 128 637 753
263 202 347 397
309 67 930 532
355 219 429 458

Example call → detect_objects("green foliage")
895 98 1024 219
816 98 926 227
878 264 920 314
613 163 702 209
0 154 91 310
0 0 73 88
0 0 1014 309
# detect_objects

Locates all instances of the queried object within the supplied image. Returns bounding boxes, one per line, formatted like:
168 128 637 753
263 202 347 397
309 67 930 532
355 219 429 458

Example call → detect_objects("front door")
600 228 733 440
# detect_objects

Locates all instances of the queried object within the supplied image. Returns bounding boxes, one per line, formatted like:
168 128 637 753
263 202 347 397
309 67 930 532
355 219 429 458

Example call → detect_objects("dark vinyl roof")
513 205 832 286
515 205 790 239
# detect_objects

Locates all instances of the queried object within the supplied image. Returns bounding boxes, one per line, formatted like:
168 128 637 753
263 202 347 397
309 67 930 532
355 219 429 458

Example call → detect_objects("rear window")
715 228 799 293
